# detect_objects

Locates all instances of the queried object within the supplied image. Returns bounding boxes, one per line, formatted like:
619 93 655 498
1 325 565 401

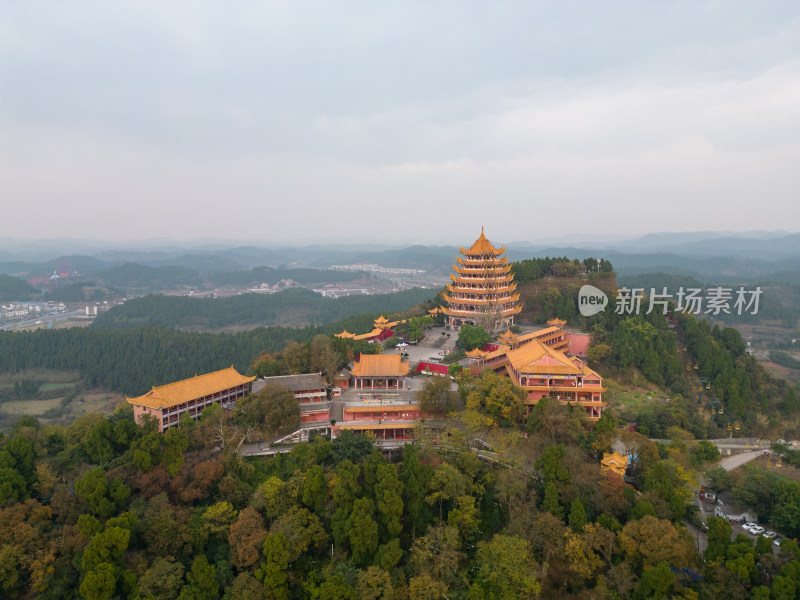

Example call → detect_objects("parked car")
742 522 756 533
774 537 784 547
763 531 777 539
751 525 765 535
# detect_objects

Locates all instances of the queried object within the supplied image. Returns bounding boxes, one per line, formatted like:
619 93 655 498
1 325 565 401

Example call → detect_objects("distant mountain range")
0 231 797 285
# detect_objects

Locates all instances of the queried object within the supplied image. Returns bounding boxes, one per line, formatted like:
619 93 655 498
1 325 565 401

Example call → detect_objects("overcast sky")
1 1 799 245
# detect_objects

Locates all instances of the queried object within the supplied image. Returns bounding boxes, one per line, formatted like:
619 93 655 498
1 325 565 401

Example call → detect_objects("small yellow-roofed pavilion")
127 366 255 432
601 452 629 477
335 330 357 339
350 353 410 390
547 318 567 327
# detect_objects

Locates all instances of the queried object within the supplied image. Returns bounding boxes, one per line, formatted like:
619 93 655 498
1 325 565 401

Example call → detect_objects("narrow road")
718 450 764 472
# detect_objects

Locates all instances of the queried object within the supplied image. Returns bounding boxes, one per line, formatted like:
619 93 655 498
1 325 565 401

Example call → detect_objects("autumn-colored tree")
619 515 696 572
202 501 238 536
355 566 394 600
229 507 268 570
475 534 540 599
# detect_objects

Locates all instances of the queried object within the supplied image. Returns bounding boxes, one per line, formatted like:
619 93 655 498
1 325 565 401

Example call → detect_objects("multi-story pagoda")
442 228 521 331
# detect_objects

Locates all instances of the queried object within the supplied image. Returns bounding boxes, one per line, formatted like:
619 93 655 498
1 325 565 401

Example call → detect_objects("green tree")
257 533 290 600
331 460 361 546
541 483 563 519
475 534 540 599
347 498 379 566
137 557 184 600
417 376 457 418
300 465 327 512
426 463 467 521
457 324 490 351
178 555 218 600
400 444 430 537
568 497 587 532
374 463 404 542
79 562 117 600
633 561 674 600
331 430 374 464
704 516 731 561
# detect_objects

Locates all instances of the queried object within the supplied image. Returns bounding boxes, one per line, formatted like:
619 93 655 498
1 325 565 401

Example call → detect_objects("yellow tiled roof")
350 353 410 377
354 328 383 340
127 367 255 410
335 330 357 338
506 339 593 376
460 227 506 256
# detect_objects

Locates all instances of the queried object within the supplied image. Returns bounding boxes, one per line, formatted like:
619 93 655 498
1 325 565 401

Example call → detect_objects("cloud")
0 1 798 241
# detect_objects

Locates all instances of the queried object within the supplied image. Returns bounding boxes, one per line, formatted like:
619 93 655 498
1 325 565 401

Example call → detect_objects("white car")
763 531 777 539
742 522 756 533
751 525 765 536
774 537 784 547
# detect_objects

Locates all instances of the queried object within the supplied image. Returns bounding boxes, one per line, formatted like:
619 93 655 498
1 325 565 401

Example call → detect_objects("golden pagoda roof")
465 348 488 358
506 339 593 376
547 318 567 326
600 452 628 476
460 228 506 256
498 329 518 344
374 315 389 324
350 353 410 377
335 330 357 339
126 367 255 410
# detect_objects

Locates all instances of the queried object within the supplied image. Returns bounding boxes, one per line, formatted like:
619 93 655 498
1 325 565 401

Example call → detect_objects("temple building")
253 373 330 424
442 228 521 331
334 397 428 440
470 336 606 420
127 366 255 432
349 353 410 390
600 452 629 477
335 315 405 343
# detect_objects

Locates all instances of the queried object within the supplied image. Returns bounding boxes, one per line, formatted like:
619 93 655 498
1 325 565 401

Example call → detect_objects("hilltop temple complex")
442 228 521 331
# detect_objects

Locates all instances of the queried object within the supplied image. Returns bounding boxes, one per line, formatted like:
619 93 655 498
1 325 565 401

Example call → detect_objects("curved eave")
452 264 512 276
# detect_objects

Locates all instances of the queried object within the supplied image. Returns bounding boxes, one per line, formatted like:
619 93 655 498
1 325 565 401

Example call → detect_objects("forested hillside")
0 311 405 397
0 275 39 302
93 288 434 330
2 371 800 599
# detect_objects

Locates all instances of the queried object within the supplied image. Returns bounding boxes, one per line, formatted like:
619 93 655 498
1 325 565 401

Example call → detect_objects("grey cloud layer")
1 1 798 241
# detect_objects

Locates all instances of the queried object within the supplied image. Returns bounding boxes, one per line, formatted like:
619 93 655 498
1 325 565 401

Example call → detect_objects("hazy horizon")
2 2 799 242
